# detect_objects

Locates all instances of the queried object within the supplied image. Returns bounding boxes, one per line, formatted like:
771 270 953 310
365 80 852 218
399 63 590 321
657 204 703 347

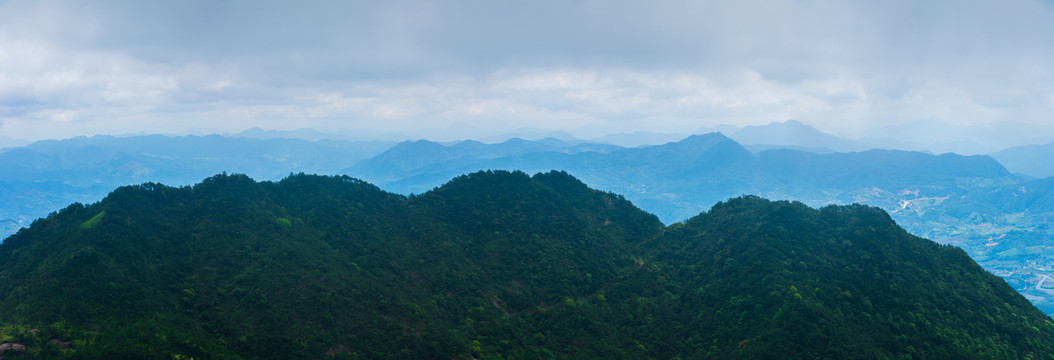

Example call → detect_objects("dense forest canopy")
0 171 1051 359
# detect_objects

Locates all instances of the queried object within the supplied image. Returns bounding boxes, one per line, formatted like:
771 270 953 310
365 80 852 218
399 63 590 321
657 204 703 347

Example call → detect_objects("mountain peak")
731 120 862 152
682 131 731 141
648 132 737 152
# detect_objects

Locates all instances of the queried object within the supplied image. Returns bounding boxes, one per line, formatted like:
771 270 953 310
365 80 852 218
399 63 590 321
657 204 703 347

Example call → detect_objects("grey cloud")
9 1 1052 79
1 0 1053 143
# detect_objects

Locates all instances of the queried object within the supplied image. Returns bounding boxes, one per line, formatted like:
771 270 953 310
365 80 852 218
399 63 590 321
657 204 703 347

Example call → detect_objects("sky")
1 0 1053 146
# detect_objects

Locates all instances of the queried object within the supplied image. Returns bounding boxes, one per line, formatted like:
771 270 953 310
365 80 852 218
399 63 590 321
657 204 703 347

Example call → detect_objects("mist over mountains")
6 0 1054 355
993 142 1054 179
0 135 393 235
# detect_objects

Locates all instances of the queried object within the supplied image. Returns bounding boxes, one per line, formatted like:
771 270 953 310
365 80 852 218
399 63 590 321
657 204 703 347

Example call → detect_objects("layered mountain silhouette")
0 171 1051 359
336 134 1054 314
343 132 1014 223
2 131 1053 317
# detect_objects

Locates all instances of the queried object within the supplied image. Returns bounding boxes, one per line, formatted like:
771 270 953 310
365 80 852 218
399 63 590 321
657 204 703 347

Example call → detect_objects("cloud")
0 0 1052 144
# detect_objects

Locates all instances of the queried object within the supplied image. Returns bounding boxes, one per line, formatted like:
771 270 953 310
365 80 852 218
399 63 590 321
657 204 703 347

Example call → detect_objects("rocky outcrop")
0 342 27 359
49 338 72 349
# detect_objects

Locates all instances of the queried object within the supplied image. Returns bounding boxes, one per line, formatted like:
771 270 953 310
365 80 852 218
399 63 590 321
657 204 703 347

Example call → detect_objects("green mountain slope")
652 198 1052 358
0 171 1051 359
335 134 1054 315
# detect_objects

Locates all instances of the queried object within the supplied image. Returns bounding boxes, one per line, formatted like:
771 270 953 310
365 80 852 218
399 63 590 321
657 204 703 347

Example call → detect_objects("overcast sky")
1 0 1053 145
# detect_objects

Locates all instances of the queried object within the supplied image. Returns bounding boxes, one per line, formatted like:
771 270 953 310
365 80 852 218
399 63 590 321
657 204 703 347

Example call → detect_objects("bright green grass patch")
80 211 106 229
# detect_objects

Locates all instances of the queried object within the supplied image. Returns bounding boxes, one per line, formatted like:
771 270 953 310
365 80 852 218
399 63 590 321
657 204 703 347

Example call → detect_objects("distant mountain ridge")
3 130 1054 317
0 171 1051 358
343 132 1014 222
335 133 1054 314
345 137 622 189
2 134 393 185
0 134 394 236
757 149 1011 189
729 119 864 152
992 141 1054 179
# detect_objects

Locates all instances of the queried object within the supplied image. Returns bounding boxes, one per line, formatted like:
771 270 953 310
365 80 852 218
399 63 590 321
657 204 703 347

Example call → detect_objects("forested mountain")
0 171 1051 359
4 132 1054 316
336 133 1054 314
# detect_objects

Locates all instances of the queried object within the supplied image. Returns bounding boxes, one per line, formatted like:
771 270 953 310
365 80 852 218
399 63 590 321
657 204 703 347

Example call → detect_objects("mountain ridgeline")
343 133 1013 222
334 132 1054 316
0 171 1052 359
0 134 394 237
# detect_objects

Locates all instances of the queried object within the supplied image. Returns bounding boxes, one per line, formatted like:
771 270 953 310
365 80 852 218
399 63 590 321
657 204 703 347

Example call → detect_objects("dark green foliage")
0 171 1051 359
650 197 1054 359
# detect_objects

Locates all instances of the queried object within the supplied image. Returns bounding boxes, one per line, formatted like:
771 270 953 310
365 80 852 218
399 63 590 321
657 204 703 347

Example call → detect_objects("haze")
1 0 1053 149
